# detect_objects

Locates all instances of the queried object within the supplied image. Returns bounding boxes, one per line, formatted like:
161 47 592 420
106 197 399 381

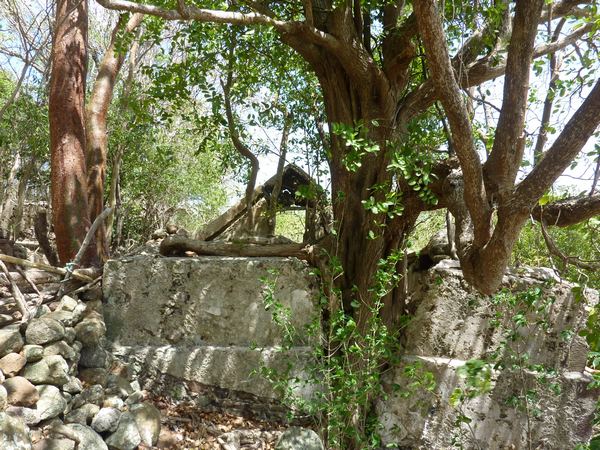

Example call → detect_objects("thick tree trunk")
49 0 92 265
86 13 143 262
12 157 36 239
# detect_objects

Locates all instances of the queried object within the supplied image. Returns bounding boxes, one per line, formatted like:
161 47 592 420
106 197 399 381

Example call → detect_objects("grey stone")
62 376 83 394
130 402 161 446
6 405 41 425
43 341 77 361
275 427 324 450
74 313 106 347
0 313 13 326
22 355 69 385
57 296 78 312
70 384 104 410
124 390 144 405
34 305 51 317
63 328 76 344
64 403 100 425
44 310 79 328
25 318 65 345
105 412 141 450
0 352 26 377
0 325 24 357
0 368 4 383
217 431 240 450
0 384 7 410
36 384 67 421
103 395 124 409
23 344 44 362
91 407 121 433
63 424 108 450
107 374 134 398
33 438 76 450
0 411 32 449
4 376 39 406
79 345 109 368
62 392 72 403
78 368 108 387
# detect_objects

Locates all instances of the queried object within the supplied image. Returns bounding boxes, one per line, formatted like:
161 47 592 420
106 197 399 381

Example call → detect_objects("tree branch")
515 78 600 206
483 0 545 200
414 0 490 246
532 194 600 227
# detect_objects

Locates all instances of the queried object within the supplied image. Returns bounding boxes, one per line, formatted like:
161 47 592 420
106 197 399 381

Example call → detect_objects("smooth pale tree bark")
49 0 91 265
0 152 22 237
86 12 144 262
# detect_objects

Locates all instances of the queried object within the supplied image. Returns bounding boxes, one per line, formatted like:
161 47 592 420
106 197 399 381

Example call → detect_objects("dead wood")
0 254 95 282
159 235 314 262
0 259 31 322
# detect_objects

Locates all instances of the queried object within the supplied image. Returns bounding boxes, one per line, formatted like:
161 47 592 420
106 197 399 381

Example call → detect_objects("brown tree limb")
515 78 600 206
540 217 600 271
414 0 490 246
483 0 545 200
159 235 314 262
532 195 600 227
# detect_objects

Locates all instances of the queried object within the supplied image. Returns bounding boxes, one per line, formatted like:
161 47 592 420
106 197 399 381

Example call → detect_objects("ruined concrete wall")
103 256 320 399
378 260 598 449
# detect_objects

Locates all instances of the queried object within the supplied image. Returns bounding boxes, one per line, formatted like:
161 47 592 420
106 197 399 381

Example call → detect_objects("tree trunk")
49 0 92 265
12 156 36 239
0 152 22 238
86 13 144 262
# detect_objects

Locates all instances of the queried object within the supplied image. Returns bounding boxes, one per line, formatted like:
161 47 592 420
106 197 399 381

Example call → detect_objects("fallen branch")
159 235 314 262
0 254 95 283
0 259 31 322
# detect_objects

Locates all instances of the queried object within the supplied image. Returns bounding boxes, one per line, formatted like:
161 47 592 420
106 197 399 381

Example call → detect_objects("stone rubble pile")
0 293 161 450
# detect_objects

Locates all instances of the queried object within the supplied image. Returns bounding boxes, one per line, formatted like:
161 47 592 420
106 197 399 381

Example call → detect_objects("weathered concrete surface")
103 256 320 399
378 260 599 449
104 256 319 347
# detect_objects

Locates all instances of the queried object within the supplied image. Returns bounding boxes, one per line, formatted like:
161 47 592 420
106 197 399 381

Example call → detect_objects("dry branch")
0 254 94 282
159 235 314 262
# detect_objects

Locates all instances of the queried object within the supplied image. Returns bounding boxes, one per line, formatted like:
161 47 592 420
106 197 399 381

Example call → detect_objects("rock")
80 286 103 302
33 438 76 450
0 325 24 357
5 405 41 425
63 328 76 344
63 424 108 450
44 311 79 328
78 368 108 387
57 296 78 312
105 412 141 450
34 305 51 318
22 355 70 385
0 384 7 410
62 376 83 394
25 318 65 345
74 314 106 347
79 345 109 369
23 344 44 362
125 390 145 405
218 431 241 450
0 313 13 326
64 403 100 425
91 407 121 433
36 384 67 421
4 376 39 406
103 395 124 409
70 385 105 410
43 341 77 361
130 402 161 446
106 374 134 398
62 392 72 404
0 411 32 449
0 368 4 383
0 352 26 377
275 427 324 450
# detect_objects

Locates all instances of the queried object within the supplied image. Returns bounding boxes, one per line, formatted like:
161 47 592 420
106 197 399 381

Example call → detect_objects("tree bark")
86 13 144 262
0 152 22 237
49 0 92 265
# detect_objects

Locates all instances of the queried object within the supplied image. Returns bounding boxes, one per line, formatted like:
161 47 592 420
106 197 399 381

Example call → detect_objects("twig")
67 276 102 296
0 259 31 322
0 254 94 282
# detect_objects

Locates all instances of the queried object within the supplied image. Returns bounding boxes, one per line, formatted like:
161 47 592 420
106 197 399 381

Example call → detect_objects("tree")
97 0 599 320
49 0 91 265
